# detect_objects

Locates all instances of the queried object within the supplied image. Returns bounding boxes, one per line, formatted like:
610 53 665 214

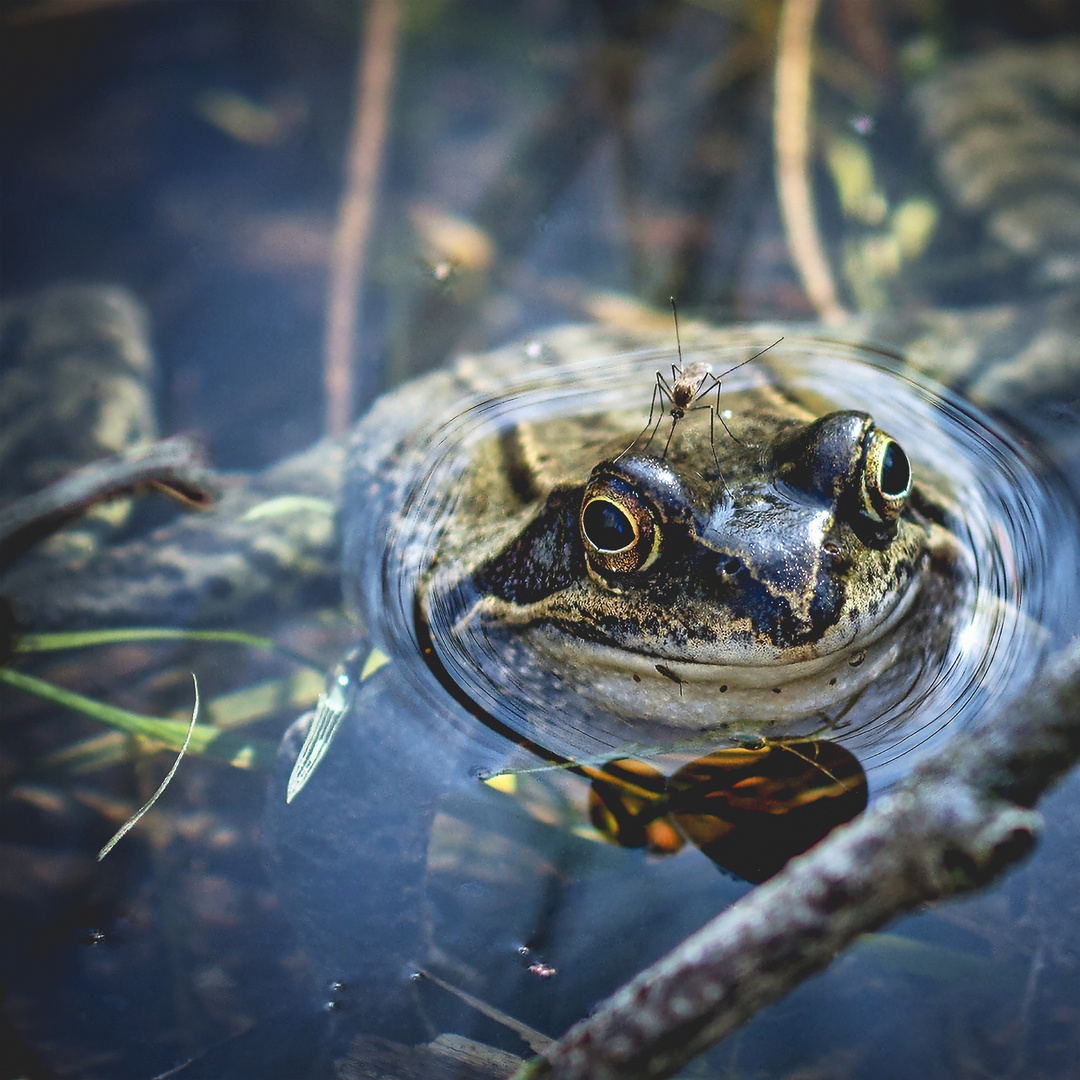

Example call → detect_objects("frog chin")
552 634 906 732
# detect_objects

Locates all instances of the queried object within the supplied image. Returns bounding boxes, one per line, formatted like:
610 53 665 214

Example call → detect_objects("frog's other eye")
859 431 911 525
770 411 914 543
580 476 662 574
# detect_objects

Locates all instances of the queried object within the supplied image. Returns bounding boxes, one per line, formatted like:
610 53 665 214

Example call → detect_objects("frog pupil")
583 500 634 551
879 440 910 497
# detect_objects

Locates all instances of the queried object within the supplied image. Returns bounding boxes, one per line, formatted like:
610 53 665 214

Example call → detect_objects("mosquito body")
669 360 716 422
618 300 781 475
655 358 738 462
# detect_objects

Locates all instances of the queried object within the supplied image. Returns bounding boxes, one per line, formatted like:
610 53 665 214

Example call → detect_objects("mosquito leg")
616 373 663 462
687 400 731 495
661 416 678 460
680 401 720 471
710 376 744 445
645 372 674 452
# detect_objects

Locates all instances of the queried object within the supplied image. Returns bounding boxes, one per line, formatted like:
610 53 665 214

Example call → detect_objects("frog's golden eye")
860 430 911 525
580 476 661 575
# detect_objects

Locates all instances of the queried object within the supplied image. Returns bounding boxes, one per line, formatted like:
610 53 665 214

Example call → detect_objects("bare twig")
0 437 344 632
414 970 551 1054
774 0 848 325
324 0 400 436
525 641 1080 1079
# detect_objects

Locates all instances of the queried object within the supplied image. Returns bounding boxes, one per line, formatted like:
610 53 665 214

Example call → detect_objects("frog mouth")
415 592 881 771
454 549 927 674
521 580 927 717
417 559 949 763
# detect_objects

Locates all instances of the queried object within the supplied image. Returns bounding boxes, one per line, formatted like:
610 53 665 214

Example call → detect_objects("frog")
420 387 931 736
2 31 1079 1079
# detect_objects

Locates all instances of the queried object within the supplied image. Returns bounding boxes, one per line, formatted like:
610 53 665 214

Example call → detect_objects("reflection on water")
589 740 868 883
668 739 867 882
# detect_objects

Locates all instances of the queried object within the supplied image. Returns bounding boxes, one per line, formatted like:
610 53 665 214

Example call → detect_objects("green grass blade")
13 627 323 670
1 667 277 769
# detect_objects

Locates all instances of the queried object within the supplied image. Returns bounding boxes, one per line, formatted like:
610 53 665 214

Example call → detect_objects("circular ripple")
348 334 1078 790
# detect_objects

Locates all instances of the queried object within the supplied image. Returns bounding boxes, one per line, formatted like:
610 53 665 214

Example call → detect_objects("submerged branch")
527 641 1080 1080
0 437 344 633
0 434 215 571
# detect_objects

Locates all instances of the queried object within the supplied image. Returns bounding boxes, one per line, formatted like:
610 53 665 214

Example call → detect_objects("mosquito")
618 298 782 472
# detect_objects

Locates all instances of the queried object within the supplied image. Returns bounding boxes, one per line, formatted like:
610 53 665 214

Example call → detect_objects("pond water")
2 2 1078 1079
